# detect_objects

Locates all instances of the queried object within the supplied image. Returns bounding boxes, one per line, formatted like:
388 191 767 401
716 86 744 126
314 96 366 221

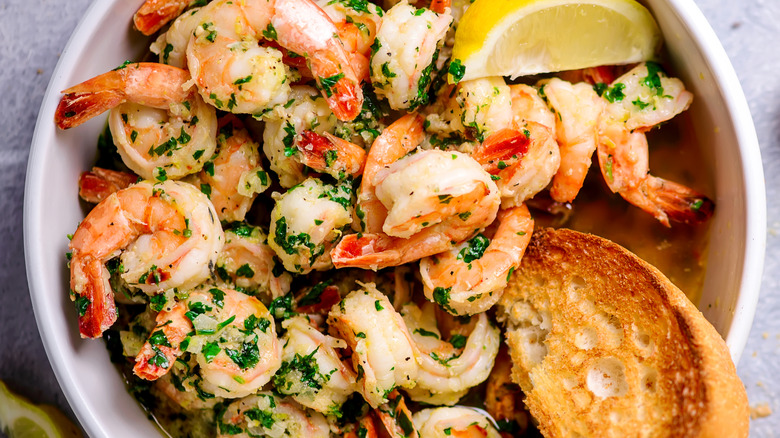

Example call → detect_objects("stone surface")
0 0 778 436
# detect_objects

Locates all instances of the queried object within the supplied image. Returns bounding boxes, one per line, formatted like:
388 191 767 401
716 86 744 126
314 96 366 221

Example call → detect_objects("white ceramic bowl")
24 0 765 436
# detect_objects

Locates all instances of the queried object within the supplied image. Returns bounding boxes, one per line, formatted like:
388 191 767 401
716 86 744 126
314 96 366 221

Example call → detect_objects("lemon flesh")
0 381 82 438
451 0 661 82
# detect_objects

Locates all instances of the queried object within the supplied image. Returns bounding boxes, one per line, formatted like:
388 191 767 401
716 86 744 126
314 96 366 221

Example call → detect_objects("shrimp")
69 181 223 338
400 302 500 405
133 287 281 399
317 0 384 82
273 315 357 414
326 283 418 408
262 85 340 188
294 130 367 179
78 167 137 204
268 178 353 274
538 78 606 203
186 0 363 120
370 1 453 110
332 150 500 269
217 393 331 438
185 116 269 222
419 205 534 315
597 122 714 226
133 0 191 36
150 6 205 69
215 223 293 301
596 62 713 226
55 62 218 181
412 407 501 438
455 77 513 141
332 114 500 269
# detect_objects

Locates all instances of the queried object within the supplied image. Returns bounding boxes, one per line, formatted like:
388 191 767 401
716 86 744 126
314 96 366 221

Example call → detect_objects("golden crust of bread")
498 228 748 438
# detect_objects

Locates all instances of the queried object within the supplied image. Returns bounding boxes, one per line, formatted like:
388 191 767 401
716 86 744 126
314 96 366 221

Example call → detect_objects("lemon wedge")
0 381 82 438
450 0 661 82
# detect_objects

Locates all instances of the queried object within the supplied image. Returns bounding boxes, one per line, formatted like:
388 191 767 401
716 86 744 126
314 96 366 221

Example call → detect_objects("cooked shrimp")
268 178 353 274
150 6 205 68
595 62 713 226
55 62 218 181
134 287 281 399
262 85 340 188
133 0 191 36
597 122 714 226
69 181 223 338
186 0 363 120
539 78 606 203
412 407 501 438
602 62 693 132
294 130 367 179
217 393 331 438
154 364 224 411
370 1 452 110
401 302 500 405
327 283 418 407
274 315 357 414
185 116 269 222
456 77 513 141
419 205 534 315
357 113 427 234
215 223 293 301
78 167 137 204
332 150 500 269
317 0 384 82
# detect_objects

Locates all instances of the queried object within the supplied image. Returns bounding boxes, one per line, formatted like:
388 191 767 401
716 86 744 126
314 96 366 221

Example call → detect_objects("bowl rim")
23 0 766 435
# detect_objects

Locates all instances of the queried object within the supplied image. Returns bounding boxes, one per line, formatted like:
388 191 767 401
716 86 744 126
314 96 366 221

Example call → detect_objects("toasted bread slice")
498 228 748 438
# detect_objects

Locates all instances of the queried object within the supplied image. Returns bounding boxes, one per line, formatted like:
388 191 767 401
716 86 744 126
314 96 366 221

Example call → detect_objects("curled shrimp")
327 283 418 407
597 62 713 226
186 0 363 120
217 393 331 438
273 315 357 413
370 1 452 110
539 78 606 203
332 116 500 270
69 181 223 338
268 178 353 274
413 406 501 437
55 62 218 181
215 223 293 301
597 122 714 226
419 205 534 315
185 116 270 222
135 286 282 398
401 302 500 405
133 0 191 36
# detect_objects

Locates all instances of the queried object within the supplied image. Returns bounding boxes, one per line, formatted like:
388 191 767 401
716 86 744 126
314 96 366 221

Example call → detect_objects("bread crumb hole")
641 367 657 393
574 327 598 350
570 275 587 290
586 358 628 398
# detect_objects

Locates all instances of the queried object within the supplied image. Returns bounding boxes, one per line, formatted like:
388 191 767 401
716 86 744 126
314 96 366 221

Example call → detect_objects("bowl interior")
24 0 764 436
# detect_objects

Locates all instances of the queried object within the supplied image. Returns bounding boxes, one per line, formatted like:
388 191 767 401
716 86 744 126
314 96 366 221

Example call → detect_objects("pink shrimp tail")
430 0 451 14
472 128 530 174
644 176 714 226
296 130 367 176
133 0 191 36
331 233 400 268
70 256 117 339
79 167 138 204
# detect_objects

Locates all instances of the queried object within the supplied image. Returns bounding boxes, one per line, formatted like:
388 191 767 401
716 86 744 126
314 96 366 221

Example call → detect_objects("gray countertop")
1 0 778 436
